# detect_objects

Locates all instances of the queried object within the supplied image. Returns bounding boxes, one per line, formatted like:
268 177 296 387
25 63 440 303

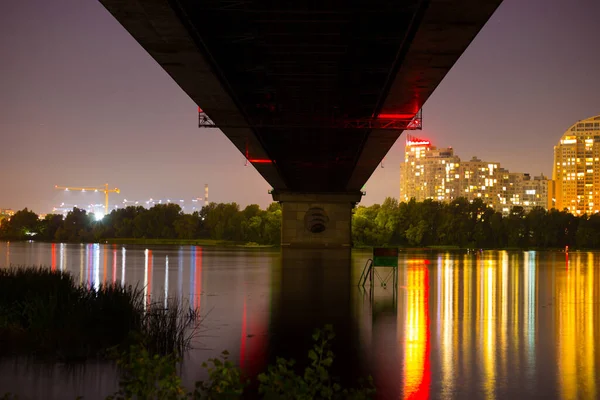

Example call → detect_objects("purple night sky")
1 0 599 214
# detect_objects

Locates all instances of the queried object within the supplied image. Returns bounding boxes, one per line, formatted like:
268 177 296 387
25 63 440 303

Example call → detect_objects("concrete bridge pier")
272 191 363 248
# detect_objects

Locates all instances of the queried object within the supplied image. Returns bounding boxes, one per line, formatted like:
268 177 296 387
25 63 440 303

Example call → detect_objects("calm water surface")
0 242 599 400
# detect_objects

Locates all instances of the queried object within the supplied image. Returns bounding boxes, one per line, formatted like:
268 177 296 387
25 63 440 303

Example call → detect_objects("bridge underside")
100 0 502 247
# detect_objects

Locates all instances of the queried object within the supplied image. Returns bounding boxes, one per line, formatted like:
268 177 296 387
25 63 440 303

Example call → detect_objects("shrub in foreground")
108 325 375 399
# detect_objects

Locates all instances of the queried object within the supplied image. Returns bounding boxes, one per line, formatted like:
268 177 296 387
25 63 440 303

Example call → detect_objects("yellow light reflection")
499 251 508 379
557 252 597 400
403 265 430 399
510 252 521 377
481 259 496 399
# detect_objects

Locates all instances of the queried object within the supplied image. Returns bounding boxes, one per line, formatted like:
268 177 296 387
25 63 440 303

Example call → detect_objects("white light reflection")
93 244 100 291
121 247 126 286
144 249 149 312
165 256 169 309
441 257 453 394
59 243 66 272
85 245 90 286
178 247 184 302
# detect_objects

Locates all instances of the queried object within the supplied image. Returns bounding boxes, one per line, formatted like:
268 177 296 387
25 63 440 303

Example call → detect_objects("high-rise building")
400 136 548 213
550 115 600 214
400 136 460 202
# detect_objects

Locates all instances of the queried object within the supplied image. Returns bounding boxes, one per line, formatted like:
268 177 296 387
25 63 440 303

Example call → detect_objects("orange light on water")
407 259 430 265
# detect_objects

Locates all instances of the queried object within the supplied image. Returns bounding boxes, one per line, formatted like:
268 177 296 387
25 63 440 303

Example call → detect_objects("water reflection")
557 251 598 400
270 248 361 386
402 264 430 399
1 244 600 399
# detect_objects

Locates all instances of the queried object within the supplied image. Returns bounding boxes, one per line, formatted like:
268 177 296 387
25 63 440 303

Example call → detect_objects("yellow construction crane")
54 183 120 215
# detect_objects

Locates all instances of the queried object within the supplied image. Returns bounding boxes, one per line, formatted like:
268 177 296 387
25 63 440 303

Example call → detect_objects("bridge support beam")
272 191 362 248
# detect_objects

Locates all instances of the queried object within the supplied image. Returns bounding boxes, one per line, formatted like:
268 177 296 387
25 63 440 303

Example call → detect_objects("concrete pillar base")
271 191 362 248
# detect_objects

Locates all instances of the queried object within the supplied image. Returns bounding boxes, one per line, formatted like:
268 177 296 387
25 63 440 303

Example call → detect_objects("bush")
105 325 374 400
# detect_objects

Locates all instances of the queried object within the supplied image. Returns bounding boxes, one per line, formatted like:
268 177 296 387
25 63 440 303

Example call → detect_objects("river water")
0 242 599 399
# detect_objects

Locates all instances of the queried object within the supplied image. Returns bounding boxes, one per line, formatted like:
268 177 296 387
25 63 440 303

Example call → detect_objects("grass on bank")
0 267 200 361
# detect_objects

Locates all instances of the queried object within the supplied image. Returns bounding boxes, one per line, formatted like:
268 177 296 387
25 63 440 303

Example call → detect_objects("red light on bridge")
198 106 203 113
377 113 415 119
247 159 273 164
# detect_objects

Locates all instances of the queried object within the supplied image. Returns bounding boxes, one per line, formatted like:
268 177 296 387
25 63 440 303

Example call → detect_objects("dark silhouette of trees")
0 202 283 245
0 208 40 240
351 197 589 249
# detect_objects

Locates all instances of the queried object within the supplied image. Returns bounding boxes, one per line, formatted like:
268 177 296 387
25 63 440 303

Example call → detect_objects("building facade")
550 115 600 214
400 135 548 213
400 137 461 202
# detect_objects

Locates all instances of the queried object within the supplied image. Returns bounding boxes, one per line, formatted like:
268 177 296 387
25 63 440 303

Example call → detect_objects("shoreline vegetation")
2 197 599 249
0 268 375 399
0 267 200 362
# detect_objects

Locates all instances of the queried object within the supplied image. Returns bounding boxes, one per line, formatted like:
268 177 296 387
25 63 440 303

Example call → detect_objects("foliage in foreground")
106 325 374 400
0 267 199 361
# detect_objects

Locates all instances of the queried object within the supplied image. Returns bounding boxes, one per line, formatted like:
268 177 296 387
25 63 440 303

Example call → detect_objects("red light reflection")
240 300 247 370
403 265 430 400
147 250 153 308
51 243 56 272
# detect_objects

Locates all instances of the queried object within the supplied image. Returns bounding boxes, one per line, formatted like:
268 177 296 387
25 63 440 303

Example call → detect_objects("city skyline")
400 135 548 213
1 0 600 214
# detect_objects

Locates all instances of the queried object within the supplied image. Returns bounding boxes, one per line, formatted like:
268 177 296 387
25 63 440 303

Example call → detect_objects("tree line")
352 197 596 249
0 203 282 245
2 197 600 249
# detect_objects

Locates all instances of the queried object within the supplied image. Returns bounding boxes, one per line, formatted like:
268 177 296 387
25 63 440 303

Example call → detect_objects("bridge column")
272 191 362 248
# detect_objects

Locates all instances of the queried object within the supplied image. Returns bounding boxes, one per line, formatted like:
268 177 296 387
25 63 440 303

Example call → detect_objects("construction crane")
54 183 120 216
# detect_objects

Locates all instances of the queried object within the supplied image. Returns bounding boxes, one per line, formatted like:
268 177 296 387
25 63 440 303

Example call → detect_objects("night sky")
1 0 599 214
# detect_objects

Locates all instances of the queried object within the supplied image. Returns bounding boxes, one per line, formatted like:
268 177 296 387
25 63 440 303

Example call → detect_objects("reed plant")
0 266 199 361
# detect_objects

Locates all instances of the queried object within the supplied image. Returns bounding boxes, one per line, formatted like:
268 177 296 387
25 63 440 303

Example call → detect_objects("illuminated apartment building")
400 136 548 213
400 136 460 202
458 156 501 204
550 115 600 214
522 174 549 211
